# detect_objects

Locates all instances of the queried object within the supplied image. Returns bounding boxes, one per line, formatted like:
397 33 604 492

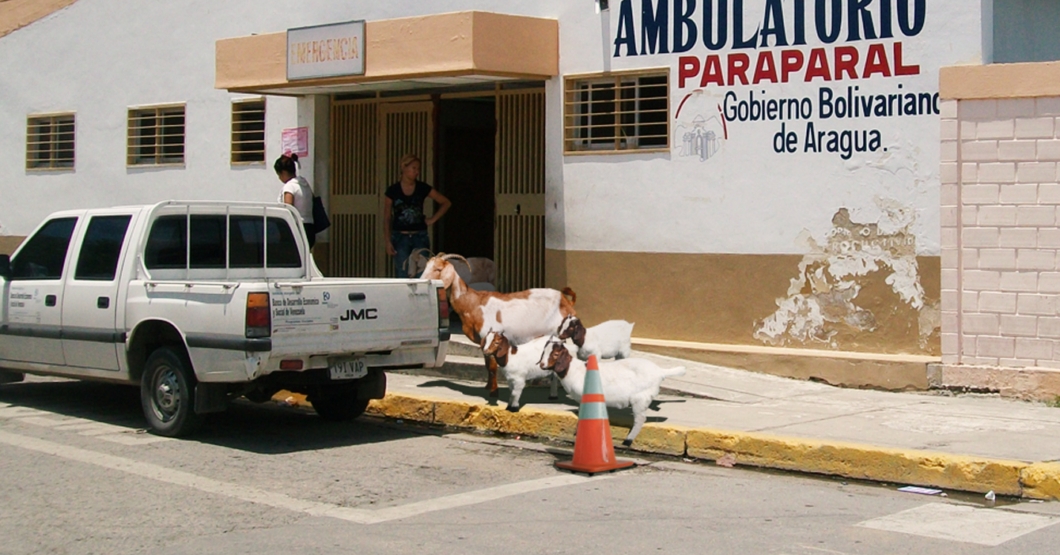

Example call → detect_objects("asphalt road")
3 376 1060 555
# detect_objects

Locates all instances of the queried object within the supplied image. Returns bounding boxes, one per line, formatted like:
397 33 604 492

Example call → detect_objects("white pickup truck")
0 201 450 436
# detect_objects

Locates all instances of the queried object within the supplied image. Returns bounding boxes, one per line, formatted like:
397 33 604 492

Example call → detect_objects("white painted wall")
0 0 576 237
550 1 985 256
0 1 297 236
1 0 986 265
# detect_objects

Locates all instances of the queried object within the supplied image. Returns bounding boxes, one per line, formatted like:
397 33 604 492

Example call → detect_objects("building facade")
3 0 1058 393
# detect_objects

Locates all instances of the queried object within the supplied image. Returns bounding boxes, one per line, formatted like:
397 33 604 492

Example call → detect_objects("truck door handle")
45 295 56 307
97 297 110 309
348 293 366 302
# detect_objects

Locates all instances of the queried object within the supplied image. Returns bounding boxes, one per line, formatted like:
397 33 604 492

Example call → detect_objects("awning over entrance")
215 11 558 95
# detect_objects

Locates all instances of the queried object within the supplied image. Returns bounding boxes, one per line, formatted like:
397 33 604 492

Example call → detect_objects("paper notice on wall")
281 127 309 158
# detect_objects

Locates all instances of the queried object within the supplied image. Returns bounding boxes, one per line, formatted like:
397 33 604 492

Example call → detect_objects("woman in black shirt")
384 154 452 277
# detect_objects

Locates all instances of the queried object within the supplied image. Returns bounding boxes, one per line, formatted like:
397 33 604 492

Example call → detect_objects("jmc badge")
340 308 378 321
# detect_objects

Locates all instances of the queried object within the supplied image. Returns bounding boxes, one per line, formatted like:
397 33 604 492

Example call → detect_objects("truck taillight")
437 286 449 328
246 292 271 338
279 359 303 370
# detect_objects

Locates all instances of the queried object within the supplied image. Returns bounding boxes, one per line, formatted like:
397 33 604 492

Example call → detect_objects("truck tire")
141 347 203 437
243 386 280 404
0 370 25 385
309 387 371 422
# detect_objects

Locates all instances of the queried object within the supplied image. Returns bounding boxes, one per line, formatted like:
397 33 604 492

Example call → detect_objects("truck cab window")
11 217 78 280
74 215 132 280
190 215 226 269
229 216 301 269
266 217 301 268
145 216 187 269
229 216 264 268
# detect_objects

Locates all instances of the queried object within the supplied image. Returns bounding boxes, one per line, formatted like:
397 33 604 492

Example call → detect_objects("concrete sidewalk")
352 336 1060 500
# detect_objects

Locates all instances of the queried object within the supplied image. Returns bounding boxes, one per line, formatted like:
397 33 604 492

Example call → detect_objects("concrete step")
394 354 486 382
446 336 481 358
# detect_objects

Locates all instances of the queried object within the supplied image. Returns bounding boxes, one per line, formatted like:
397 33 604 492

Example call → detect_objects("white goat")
480 331 558 412
558 317 634 360
420 253 580 397
539 336 686 446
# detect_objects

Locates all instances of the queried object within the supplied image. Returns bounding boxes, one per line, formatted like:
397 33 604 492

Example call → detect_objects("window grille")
231 99 266 164
26 113 75 170
564 71 669 153
127 105 185 165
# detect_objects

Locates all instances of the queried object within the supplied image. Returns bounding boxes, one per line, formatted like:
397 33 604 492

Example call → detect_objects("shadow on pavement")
0 379 431 455
412 378 680 427
0 380 145 427
416 377 578 408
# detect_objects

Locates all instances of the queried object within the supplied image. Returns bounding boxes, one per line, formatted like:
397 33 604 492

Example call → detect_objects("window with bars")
564 71 669 153
26 113 75 170
231 99 266 164
127 105 185 166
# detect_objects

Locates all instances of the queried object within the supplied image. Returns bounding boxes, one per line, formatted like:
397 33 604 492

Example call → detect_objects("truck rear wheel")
0 370 25 385
141 347 203 437
309 387 371 422
242 385 281 404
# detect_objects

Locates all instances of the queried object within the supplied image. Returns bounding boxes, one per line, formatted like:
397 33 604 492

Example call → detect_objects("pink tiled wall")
940 97 1060 370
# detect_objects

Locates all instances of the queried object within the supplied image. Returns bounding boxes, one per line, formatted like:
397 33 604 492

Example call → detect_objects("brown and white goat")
420 253 579 397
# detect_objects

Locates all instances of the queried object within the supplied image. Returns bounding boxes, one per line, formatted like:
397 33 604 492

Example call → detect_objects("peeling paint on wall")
754 200 940 350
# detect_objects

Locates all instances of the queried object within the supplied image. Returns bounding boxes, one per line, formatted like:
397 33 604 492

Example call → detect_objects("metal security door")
379 101 433 277
495 89 545 292
330 100 379 277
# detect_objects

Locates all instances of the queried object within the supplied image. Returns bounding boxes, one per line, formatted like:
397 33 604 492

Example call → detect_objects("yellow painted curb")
465 405 577 438
626 425 689 456
365 393 687 456
367 392 437 421
686 429 1025 496
271 390 1057 499
271 391 310 407
1020 462 1060 500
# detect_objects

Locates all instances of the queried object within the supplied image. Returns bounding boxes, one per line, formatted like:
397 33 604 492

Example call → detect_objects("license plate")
328 357 368 380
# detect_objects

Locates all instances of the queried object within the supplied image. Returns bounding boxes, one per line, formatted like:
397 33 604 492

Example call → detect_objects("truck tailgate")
268 278 441 355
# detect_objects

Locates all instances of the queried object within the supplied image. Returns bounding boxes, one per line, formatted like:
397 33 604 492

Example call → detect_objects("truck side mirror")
0 254 10 279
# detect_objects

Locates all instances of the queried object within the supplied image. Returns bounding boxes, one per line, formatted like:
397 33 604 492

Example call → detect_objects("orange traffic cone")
555 355 635 475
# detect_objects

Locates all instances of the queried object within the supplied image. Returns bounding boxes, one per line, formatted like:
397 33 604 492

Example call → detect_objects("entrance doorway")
435 97 496 260
328 87 545 291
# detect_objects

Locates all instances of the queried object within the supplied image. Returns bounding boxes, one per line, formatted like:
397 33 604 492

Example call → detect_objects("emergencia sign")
287 20 365 81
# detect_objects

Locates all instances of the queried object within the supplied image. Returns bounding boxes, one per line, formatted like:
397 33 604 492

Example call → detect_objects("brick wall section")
941 97 1060 370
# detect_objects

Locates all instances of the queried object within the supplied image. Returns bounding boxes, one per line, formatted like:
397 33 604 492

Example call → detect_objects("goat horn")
441 253 472 271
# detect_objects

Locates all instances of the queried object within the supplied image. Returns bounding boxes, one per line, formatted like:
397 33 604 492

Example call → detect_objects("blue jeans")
392 230 430 278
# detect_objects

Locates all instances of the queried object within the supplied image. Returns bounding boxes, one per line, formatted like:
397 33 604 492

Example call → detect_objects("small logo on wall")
674 90 727 162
